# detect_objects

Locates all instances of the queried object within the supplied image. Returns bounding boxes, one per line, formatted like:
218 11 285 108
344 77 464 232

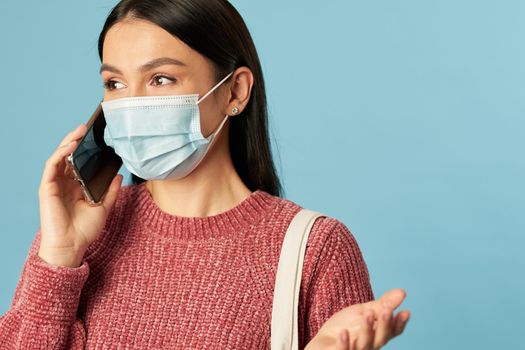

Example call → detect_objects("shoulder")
264 194 359 257
272 195 359 261
304 213 366 288
269 195 366 280
276 195 372 294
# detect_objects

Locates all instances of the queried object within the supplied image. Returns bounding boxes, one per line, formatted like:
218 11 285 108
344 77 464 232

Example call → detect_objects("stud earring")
231 107 239 115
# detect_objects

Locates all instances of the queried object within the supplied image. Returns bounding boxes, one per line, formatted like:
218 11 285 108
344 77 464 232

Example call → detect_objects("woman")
0 0 410 349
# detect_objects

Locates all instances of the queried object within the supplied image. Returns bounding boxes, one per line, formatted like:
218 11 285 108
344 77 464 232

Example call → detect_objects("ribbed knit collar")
133 181 278 240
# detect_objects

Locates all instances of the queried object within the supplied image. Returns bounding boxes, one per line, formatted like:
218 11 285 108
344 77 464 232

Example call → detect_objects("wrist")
38 247 86 268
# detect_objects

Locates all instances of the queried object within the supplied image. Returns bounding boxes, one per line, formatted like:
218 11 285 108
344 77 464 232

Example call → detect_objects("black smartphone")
66 101 122 206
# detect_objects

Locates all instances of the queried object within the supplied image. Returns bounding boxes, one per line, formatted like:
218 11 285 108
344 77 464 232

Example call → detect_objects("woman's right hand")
37 123 123 268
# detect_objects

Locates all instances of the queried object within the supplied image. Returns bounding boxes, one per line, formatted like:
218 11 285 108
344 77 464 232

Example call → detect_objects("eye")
151 74 176 87
102 79 126 91
102 74 176 91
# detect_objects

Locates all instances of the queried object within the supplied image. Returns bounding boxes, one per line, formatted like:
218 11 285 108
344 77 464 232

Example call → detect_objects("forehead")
102 18 199 69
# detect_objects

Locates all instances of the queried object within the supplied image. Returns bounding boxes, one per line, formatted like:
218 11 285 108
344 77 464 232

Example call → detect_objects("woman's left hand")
305 288 410 350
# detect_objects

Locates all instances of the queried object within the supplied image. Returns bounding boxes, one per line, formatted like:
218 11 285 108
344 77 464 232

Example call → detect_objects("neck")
144 135 252 218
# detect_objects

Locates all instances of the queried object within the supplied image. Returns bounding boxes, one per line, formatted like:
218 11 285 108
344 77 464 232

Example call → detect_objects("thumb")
101 174 123 212
379 288 407 309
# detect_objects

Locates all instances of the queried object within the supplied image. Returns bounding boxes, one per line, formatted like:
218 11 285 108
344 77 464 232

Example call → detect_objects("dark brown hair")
97 0 283 197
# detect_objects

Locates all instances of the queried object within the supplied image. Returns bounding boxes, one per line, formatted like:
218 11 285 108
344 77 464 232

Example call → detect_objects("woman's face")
100 18 235 138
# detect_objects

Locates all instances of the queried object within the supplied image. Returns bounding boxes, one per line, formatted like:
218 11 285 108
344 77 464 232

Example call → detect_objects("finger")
63 161 75 178
350 335 357 350
359 288 407 321
372 307 393 348
378 288 406 309
100 174 123 211
392 310 411 337
41 141 79 186
355 310 374 350
336 329 350 350
58 123 87 147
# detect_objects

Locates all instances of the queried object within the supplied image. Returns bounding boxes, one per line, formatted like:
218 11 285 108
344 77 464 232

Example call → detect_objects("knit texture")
0 182 374 349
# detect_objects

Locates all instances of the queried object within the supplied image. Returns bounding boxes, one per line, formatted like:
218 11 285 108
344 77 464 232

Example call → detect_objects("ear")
223 67 254 117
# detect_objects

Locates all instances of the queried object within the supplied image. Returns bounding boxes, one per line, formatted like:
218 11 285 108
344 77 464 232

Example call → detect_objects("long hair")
97 0 283 197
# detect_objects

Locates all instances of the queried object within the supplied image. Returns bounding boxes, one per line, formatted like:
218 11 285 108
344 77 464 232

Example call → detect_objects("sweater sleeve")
0 227 89 349
298 218 375 349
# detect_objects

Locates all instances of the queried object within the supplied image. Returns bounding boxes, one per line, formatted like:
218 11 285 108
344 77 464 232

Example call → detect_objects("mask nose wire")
196 71 235 105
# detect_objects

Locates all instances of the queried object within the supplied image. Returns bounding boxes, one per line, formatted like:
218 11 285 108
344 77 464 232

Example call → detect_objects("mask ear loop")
206 110 230 141
197 71 235 105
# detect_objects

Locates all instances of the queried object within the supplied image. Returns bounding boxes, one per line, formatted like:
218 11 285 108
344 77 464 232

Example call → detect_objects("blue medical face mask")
101 71 234 180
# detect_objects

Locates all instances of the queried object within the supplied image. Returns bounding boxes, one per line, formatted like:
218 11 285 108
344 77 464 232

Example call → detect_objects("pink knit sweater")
0 182 374 349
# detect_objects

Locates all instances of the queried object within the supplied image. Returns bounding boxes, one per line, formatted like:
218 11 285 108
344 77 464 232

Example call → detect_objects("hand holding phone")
66 102 123 205
37 103 123 268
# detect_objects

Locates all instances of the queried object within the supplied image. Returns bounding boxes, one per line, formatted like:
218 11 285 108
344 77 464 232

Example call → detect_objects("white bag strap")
271 208 326 350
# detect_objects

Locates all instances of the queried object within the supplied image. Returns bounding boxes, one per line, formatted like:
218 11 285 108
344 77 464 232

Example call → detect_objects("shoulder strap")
271 208 326 350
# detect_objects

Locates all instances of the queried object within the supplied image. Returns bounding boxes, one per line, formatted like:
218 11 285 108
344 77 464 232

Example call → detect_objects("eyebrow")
99 57 187 75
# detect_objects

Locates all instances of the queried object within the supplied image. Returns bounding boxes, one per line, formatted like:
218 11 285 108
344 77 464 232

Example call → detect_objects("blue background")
1 1 523 349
